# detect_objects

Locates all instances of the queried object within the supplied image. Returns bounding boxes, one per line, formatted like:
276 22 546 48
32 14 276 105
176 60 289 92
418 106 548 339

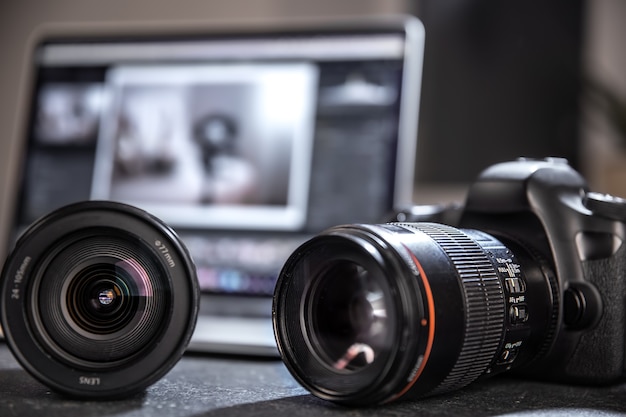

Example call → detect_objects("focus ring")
399 223 506 394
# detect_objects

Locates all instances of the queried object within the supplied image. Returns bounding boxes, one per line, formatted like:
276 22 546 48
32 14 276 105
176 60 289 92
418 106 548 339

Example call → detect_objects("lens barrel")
1 201 199 398
273 222 557 405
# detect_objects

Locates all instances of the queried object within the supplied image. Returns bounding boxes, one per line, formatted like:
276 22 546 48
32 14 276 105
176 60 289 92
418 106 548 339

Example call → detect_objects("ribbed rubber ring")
399 223 506 394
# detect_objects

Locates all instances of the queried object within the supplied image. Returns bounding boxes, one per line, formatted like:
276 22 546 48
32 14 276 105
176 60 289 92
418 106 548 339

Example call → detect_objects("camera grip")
564 242 626 382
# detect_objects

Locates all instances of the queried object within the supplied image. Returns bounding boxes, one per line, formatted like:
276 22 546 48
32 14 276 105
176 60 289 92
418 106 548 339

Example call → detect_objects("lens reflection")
98 288 117 306
67 263 138 335
309 261 388 372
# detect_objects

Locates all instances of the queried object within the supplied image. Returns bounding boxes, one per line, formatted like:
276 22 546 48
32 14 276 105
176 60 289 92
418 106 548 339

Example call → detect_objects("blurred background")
0 0 625 242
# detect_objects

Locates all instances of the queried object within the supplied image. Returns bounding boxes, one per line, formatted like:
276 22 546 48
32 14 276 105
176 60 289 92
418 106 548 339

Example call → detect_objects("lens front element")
308 260 391 373
34 234 171 367
275 233 416 403
67 262 140 336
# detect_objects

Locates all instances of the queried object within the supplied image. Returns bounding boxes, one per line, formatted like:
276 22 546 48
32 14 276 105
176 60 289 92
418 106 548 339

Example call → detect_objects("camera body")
393 157 626 383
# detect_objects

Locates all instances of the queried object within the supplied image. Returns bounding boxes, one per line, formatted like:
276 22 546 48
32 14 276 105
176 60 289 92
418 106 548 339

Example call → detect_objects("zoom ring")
400 223 506 394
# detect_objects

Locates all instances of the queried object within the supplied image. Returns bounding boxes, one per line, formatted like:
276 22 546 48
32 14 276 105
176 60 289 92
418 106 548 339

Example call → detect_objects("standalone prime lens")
273 222 557 405
1 201 199 398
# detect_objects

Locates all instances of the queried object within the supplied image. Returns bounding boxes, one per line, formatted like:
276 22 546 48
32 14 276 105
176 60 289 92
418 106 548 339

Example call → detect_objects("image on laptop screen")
6 16 424 354
91 63 317 230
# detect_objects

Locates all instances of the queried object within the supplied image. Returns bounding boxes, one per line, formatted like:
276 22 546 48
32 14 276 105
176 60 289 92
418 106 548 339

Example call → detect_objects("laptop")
2 15 424 356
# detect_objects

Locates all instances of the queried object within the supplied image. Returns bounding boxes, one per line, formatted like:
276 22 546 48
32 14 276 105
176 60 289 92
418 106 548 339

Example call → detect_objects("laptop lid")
3 15 424 354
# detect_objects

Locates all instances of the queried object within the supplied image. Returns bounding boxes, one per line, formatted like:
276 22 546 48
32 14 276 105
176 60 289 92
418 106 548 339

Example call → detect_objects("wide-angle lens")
1 201 199 398
273 222 557 405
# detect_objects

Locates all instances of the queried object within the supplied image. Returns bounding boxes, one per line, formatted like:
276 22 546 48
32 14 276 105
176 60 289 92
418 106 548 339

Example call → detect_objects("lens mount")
1 201 199 398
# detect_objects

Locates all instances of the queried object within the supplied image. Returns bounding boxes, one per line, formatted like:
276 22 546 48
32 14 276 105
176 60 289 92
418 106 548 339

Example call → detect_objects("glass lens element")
309 261 388 372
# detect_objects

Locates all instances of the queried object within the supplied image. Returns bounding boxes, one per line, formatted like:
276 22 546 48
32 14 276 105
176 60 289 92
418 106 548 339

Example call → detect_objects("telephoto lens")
273 222 557 405
1 201 199 398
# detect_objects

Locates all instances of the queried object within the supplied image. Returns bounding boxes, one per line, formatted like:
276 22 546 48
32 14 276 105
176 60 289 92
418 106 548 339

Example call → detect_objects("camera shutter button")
583 192 626 222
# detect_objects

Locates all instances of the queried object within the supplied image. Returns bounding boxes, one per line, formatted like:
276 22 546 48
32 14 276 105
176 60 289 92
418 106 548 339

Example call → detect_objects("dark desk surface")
1 343 625 417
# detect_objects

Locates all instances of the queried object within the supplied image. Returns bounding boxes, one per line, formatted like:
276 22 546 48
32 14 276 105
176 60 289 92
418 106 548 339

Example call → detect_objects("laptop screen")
10 17 424 298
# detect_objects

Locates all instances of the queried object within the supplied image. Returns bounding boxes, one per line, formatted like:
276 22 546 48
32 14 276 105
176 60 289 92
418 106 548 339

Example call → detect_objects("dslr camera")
273 157 626 405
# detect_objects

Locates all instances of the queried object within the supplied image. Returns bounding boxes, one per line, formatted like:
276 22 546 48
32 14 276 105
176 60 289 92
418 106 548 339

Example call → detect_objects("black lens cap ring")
0 201 199 398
